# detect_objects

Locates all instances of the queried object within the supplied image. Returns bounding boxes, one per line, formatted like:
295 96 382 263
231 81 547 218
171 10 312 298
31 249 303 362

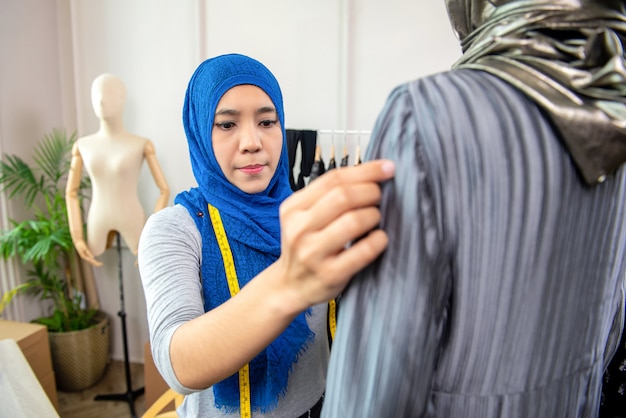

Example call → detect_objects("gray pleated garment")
321 69 626 417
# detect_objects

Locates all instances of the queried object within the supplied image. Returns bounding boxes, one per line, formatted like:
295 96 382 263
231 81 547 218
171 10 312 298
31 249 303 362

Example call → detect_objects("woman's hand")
275 159 395 312
168 159 394 389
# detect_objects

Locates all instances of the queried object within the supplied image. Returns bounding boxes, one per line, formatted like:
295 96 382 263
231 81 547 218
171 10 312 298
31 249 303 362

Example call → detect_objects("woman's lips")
239 164 265 175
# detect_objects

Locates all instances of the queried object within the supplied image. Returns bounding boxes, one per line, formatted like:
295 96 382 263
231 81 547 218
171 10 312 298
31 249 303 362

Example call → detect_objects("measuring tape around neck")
209 204 338 416
208 204 252 418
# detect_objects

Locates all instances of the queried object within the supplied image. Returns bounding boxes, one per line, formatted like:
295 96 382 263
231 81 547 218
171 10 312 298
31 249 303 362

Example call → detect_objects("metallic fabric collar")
448 0 626 184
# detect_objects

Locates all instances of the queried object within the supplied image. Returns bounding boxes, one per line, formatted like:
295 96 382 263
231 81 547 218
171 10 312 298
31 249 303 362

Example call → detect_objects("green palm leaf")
0 154 40 207
33 128 75 192
0 128 94 332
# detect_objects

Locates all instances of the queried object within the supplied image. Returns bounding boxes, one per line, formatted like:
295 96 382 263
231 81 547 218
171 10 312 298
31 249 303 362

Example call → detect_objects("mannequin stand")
94 233 144 417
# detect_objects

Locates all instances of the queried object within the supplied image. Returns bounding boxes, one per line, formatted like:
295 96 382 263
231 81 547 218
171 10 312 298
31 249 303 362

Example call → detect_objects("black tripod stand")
95 233 144 417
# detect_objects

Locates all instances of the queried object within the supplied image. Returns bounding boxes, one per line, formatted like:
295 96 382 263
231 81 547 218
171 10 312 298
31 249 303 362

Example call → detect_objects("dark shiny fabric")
322 69 626 417
447 0 626 185
600 316 626 417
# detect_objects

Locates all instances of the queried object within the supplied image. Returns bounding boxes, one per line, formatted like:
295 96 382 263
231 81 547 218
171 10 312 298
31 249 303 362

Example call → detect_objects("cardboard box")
0 320 59 411
144 341 174 412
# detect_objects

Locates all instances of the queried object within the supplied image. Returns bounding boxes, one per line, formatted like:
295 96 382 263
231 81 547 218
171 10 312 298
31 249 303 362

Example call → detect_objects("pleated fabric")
322 69 626 418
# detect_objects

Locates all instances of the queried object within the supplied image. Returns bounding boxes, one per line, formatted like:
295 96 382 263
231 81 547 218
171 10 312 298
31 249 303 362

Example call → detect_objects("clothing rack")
316 130 372 166
317 129 372 135
286 128 373 190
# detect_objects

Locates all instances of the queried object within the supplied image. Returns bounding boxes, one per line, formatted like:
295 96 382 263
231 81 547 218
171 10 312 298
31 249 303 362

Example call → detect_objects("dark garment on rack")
340 155 349 167
322 69 626 418
286 129 317 191
600 316 626 418
309 157 326 183
327 157 336 171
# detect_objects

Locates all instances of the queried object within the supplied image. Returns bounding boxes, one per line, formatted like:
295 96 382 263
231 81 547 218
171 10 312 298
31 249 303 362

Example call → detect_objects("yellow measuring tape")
209 204 252 418
209 204 337 417
328 299 337 341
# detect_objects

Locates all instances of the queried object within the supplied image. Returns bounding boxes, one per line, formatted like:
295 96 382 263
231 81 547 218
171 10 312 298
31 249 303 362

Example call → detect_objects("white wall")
0 0 70 322
0 0 461 363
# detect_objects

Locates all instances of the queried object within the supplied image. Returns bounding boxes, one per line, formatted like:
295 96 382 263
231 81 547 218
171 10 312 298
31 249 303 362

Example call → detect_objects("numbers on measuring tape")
209 204 252 418
239 365 252 418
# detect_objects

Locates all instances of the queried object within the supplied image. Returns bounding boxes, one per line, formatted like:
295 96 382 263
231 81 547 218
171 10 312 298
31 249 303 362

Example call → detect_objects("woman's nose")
239 123 262 152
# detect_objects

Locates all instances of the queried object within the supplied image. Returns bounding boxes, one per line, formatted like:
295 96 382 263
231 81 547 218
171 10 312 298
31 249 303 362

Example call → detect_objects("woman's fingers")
280 159 395 242
300 207 385 282
282 182 383 245
300 206 383 258
282 159 395 212
287 224 389 305
327 228 389 282
277 158 395 306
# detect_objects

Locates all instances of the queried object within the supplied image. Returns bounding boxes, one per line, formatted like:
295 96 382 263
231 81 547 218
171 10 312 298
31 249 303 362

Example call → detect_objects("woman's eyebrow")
257 106 276 115
215 106 275 116
215 108 239 116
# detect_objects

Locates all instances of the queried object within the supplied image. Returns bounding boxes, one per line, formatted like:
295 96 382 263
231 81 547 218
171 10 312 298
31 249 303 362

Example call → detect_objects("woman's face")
212 84 283 194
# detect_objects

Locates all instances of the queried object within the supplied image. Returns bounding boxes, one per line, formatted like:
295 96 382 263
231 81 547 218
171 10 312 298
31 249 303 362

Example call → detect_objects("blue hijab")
175 54 314 413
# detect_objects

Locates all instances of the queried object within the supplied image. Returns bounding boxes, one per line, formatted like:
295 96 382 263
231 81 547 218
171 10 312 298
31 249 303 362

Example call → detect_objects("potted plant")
0 128 110 392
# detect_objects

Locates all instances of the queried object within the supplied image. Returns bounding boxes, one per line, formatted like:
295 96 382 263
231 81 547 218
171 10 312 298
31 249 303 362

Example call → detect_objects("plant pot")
48 310 111 392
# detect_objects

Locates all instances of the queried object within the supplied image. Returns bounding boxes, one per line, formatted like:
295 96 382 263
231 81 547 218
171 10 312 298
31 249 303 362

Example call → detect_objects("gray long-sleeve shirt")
323 69 626 417
138 204 329 417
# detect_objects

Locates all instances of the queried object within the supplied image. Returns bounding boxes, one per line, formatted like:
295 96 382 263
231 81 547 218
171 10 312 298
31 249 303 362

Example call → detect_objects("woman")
138 53 394 417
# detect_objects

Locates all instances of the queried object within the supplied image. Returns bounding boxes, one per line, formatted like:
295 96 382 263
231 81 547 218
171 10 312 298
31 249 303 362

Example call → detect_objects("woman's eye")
216 121 235 130
260 119 277 128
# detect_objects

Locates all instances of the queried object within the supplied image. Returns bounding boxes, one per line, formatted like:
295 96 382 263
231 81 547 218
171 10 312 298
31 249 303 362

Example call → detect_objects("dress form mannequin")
66 73 169 267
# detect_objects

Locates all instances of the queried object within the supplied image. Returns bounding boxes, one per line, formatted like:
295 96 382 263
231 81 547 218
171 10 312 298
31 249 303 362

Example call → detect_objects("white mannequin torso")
66 73 169 266
77 132 149 257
